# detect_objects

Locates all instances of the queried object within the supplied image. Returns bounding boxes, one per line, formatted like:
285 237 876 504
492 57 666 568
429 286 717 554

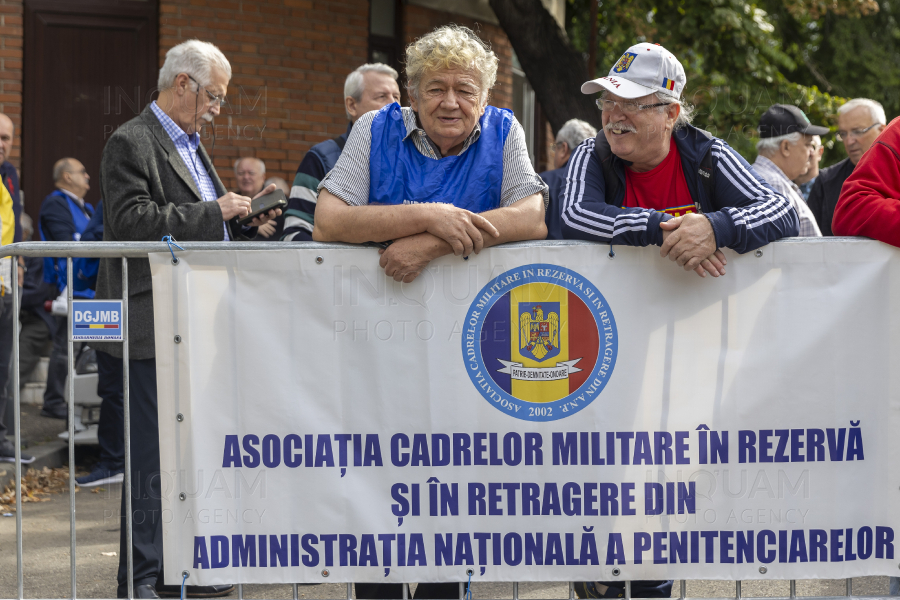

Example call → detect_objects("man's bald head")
53 158 73 183
234 156 266 197
53 157 90 199
0 113 14 165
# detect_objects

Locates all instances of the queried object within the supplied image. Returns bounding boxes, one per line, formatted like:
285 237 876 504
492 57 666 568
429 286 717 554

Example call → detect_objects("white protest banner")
151 240 900 585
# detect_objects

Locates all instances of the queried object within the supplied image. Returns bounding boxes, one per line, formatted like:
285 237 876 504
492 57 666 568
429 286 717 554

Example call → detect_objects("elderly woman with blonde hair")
313 25 548 283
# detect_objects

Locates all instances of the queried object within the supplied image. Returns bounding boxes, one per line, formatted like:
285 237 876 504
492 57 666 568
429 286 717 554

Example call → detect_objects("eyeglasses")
550 142 567 152
836 123 879 142
188 74 227 107
597 98 670 114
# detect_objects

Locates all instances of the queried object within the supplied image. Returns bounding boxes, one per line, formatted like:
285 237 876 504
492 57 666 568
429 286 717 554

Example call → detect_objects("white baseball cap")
581 42 686 100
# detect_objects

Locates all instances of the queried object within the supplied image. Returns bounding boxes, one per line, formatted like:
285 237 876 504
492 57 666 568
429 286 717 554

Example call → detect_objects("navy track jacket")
559 125 799 252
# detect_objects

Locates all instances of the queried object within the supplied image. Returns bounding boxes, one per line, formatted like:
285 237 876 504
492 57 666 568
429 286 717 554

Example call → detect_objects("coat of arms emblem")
519 303 560 361
612 52 638 73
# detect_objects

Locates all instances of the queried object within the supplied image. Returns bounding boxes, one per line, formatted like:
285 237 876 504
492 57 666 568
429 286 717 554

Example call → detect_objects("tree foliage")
563 0 895 165
490 0 603 133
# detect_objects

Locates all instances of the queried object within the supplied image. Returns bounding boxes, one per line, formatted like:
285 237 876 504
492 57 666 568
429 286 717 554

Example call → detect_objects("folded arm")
559 139 671 246
313 190 503 257
705 140 799 252
379 193 547 282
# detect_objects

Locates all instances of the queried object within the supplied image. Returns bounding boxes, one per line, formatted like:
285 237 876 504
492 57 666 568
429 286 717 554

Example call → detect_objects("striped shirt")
319 106 548 208
150 101 228 240
752 155 821 237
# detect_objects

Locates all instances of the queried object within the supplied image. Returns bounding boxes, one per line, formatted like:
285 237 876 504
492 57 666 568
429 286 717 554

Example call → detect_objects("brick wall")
0 0 23 170
403 4 514 111
159 0 370 191
157 0 517 190
0 0 518 192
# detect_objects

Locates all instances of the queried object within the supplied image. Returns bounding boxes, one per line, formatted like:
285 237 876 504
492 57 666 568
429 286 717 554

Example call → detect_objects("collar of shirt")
753 155 803 196
57 187 85 208
401 107 482 159
151 101 200 152
149 101 228 239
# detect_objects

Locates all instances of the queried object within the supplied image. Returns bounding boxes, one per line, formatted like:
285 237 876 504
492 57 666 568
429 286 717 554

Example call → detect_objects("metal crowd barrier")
0 239 889 600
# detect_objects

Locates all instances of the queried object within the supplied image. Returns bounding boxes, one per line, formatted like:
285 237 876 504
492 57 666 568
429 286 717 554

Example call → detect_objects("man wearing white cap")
561 43 799 277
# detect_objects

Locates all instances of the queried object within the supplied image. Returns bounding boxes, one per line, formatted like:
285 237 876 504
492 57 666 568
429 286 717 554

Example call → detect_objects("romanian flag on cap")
662 78 676 91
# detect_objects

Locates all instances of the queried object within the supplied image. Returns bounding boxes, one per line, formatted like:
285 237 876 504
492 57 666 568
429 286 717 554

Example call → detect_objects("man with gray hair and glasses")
95 38 279 599
752 104 828 237
540 118 596 239
808 98 886 235
793 134 824 201
562 43 797 280
281 63 400 241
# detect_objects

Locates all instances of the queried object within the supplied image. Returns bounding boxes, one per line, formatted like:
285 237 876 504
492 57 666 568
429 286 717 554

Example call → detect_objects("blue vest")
40 190 94 299
368 103 513 212
310 138 345 177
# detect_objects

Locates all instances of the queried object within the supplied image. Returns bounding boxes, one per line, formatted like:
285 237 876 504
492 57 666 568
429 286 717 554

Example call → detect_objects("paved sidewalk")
0 481 894 599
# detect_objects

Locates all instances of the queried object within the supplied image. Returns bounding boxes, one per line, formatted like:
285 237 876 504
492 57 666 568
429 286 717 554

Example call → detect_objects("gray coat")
95 104 249 360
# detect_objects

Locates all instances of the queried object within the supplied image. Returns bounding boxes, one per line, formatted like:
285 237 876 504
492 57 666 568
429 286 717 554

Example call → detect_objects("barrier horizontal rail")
5 587 898 600
4 584 898 600
0 236 875 260
2 237 894 600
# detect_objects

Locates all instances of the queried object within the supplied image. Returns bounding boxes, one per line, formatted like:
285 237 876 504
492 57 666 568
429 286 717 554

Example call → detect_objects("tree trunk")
489 0 601 133
588 0 599 81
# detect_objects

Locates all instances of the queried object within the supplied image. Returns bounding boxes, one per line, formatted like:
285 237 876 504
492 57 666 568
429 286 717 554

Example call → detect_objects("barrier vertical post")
736 581 742 599
680 580 686 599
346 582 352 600
512 582 518 600
846 578 852 596
66 257 77 599
790 580 796 599
459 582 464 600
624 581 631 600
123 257 134 600
568 581 574 600
402 583 408 599
292 584 298 600
12 255 23 600
238 584 243 599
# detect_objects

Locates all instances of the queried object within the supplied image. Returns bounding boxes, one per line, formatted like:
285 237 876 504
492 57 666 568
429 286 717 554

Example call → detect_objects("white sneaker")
75 467 124 487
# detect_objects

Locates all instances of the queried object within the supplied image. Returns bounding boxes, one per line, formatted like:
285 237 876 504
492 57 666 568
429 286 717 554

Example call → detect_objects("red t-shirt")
623 141 696 217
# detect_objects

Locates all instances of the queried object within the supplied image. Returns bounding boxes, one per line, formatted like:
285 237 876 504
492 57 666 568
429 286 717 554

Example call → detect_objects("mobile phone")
237 189 287 226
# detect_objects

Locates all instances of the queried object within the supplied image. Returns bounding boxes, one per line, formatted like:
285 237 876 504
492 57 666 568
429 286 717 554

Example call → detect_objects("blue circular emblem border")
462 264 618 422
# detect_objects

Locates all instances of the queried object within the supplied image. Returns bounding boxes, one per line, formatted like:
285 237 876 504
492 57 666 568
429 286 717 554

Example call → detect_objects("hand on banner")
659 214 725 278
696 249 727 278
425 204 499 257
379 233 442 282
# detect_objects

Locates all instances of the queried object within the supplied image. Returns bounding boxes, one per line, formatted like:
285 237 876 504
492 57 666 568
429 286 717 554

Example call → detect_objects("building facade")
0 0 560 221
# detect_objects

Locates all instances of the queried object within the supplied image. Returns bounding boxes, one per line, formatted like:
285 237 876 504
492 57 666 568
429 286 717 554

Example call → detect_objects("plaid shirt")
752 155 821 237
150 101 228 240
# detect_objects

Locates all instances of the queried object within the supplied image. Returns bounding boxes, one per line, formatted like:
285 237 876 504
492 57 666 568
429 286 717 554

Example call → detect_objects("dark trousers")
355 584 463 599
116 358 161 597
0 294 14 443
18 311 50 384
43 315 68 410
96 350 125 470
